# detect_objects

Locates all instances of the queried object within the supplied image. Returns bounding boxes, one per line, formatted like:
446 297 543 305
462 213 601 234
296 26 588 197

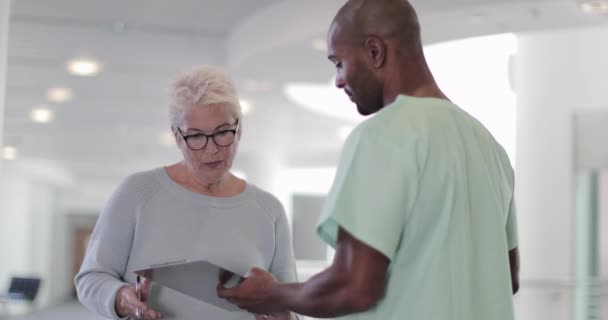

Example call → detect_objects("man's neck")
382 61 449 106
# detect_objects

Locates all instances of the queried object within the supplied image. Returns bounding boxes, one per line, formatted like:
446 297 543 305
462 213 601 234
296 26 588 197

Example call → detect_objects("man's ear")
365 36 387 69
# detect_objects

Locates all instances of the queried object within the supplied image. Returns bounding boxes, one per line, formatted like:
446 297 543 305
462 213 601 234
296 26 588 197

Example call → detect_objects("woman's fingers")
116 284 162 319
140 276 153 302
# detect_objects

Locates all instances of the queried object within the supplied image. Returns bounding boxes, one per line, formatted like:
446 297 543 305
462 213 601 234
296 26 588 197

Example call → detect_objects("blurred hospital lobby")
0 0 607 319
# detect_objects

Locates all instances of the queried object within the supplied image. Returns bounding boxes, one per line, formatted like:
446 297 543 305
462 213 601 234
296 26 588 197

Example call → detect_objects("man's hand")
254 312 292 320
115 277 162 319
217 267 285 314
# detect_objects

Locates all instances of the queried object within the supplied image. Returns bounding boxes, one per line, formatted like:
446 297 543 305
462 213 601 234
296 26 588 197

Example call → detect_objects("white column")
601 172 608 319
601 172 608 280
514 25 608 320
573 172 600 320
0 0 10 308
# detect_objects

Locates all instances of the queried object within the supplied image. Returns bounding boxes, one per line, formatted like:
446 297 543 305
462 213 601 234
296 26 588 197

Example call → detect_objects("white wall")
0 175 31 286
60 181 119 214
516 25 608 278
425 33 517 164
514 25 608 320
0 160 74 313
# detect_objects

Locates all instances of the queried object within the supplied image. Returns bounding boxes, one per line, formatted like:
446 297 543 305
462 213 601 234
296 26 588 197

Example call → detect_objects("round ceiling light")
30 107 54 123
47 87 73 103
67 59 101 76
580 0 608 14
2 146 18 160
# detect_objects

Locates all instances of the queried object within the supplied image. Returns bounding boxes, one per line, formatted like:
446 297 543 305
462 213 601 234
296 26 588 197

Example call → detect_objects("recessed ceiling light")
338 125 355 141
30 107 54 123
47 87 73 103
312 39 328 52
580 0 608 14
239 99 254 115
158 131 176 147
67 59 101 76
2 146 18 160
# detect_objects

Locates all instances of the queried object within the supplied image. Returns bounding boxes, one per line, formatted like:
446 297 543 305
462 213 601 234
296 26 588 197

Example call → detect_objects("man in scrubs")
219 1 520 319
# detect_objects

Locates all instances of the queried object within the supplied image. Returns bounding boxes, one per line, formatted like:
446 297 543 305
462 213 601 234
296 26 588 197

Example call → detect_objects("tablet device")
132 259 244 312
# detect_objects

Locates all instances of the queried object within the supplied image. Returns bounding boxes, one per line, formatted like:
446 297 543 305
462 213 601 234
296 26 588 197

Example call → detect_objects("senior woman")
75 66 297 320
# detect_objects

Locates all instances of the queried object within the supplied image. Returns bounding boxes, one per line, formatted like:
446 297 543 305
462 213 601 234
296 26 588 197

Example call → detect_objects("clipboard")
132 259 244 312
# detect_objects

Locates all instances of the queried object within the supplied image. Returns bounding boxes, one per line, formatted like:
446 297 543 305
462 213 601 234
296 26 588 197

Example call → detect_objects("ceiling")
3 0 608 184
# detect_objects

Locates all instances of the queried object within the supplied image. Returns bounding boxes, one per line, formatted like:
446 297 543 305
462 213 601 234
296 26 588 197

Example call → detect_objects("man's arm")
509 248 519 294
272 228 389 318
218 227 390 318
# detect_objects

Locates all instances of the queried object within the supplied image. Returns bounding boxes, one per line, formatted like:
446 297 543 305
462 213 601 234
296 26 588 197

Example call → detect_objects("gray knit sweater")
75 168 297 319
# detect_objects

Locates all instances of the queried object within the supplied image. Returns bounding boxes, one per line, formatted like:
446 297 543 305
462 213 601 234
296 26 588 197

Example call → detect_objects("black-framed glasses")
177 119 239 151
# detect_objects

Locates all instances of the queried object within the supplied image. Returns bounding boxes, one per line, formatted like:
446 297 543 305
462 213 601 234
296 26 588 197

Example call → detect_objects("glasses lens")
213 131 236 147
186 135 208 150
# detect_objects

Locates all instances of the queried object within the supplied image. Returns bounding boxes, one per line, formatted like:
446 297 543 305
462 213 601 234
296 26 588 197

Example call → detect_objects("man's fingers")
217 285 236 299
242 305 266 314
245 267 262 278
217 287 250 308
219 269 235 285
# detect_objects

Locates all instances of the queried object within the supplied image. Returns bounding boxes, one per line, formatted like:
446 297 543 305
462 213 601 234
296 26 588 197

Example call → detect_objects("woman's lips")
204 160 223 169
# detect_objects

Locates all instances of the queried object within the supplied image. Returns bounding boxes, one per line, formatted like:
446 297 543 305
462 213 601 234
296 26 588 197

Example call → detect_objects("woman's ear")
172 125 182 147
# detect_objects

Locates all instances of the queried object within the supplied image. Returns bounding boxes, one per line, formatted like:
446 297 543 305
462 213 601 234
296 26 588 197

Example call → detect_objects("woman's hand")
115 277 162 319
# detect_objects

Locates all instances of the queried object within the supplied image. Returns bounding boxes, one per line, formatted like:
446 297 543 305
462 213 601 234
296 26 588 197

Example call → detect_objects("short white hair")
169 65 242 125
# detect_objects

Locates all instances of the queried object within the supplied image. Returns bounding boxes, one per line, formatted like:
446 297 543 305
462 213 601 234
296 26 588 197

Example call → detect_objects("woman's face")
174 103 240 185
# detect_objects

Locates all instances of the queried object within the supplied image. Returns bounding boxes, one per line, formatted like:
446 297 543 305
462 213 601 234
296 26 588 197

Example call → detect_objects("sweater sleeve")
266 196 298 284
74 176 140 319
